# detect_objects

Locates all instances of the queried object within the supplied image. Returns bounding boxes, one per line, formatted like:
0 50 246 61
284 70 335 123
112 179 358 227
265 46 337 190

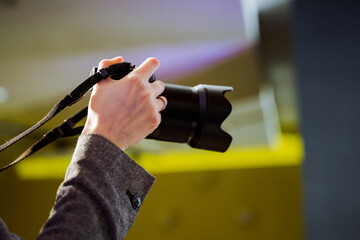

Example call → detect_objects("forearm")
38 134 155 240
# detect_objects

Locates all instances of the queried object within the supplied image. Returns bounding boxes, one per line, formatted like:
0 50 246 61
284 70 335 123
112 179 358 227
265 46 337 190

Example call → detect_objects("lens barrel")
147 84 233 152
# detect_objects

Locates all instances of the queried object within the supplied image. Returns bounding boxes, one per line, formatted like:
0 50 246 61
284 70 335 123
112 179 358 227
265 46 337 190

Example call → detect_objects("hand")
82 56 166 151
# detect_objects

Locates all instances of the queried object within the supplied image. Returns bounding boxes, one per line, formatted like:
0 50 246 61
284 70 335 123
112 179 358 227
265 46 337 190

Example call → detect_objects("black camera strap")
0 62 135 172
0 107 87 172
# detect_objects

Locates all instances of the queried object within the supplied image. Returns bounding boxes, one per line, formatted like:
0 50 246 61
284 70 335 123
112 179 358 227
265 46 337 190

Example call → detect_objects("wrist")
82 121 128 151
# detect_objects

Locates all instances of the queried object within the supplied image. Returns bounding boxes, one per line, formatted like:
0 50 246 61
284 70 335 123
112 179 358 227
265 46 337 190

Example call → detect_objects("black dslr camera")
108 63 234 152
0 62 234 172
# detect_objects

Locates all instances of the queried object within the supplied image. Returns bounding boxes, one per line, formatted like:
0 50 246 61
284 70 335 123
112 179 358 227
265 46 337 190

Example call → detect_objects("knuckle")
149 113 161 129
156 80 165 90
130 74 146 88
129 73 142 82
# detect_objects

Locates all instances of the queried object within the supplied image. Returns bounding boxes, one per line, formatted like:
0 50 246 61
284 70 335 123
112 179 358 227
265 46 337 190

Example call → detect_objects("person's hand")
82 56 166 151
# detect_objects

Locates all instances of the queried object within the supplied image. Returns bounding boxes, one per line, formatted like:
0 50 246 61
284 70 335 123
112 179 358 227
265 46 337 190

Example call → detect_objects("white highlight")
0 87 9 103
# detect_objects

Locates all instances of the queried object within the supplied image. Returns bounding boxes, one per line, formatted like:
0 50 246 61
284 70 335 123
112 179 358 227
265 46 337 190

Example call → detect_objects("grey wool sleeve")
37 133 155 240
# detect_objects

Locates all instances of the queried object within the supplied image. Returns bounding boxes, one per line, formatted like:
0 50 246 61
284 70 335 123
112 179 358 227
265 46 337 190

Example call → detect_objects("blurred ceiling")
0 0 296 157
0 0 247 112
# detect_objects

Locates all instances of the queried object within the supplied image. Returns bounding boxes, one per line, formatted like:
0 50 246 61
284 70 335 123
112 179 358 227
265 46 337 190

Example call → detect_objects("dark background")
294 1 360 239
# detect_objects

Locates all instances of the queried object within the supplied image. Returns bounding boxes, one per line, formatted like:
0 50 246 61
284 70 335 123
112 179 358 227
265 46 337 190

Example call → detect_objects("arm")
37 134 154 240
36 57 165 239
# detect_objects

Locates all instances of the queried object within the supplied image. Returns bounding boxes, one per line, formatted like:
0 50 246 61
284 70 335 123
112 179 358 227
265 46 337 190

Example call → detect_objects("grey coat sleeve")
37 133 155 240
0 219 23 240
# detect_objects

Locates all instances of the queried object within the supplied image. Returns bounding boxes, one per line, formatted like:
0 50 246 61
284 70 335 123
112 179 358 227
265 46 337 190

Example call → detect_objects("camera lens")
147 84 233 152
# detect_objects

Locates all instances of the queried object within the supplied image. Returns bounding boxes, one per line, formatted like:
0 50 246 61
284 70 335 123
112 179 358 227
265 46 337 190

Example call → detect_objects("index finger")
132 57 160 81
98 56 124 69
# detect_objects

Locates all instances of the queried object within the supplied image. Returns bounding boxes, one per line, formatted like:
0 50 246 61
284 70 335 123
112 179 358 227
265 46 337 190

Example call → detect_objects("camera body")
107 62 234 152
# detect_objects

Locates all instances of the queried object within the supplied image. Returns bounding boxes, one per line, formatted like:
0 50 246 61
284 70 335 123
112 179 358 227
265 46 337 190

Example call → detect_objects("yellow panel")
139 134 302 174
15 134 302 180
127 167 304 240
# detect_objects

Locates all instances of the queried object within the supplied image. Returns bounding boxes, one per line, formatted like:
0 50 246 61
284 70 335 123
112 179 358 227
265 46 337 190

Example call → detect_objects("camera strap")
0 107 87 172
0 62 135 172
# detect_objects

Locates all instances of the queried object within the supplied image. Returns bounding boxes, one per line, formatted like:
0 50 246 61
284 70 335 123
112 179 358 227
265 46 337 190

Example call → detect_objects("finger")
132 57 160 81
156 96 168 112
151 80 165 96
94 57 124 89
98 56 124 69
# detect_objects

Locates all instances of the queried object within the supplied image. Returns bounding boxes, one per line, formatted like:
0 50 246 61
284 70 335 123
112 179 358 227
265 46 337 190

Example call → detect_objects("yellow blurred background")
1 0 359 239
0 0 302 239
